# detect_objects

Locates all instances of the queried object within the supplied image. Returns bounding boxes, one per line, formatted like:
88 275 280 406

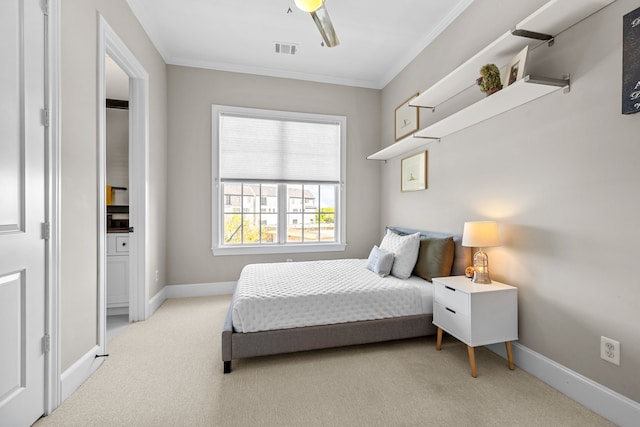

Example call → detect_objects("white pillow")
379 230 421 279
366 245 394 277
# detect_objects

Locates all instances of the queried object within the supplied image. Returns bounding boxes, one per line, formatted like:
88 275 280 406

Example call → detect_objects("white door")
0 0 47 425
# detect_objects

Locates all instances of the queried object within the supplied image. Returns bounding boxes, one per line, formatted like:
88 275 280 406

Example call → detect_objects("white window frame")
211 105 347 256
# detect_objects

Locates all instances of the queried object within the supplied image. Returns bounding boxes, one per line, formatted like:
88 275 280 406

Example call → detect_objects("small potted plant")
476 64 503 96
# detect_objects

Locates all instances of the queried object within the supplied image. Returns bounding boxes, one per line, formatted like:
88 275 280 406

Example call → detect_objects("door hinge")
41 108 50 127
42 222 50 240
42 0 49 16
43 334 51 354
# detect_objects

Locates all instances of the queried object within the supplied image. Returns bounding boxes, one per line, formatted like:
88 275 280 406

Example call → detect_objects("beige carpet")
35 296 614 427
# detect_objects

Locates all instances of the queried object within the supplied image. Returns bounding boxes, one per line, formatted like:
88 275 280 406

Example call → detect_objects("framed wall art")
623 6 640 114
401 151 427 192
395 93 419 141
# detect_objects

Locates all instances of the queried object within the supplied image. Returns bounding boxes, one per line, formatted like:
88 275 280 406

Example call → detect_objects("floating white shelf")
414 75 569 139
368 0 615 161
367 133 435 161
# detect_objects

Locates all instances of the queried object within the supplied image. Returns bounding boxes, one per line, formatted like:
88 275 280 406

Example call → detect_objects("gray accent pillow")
366 245 394 277
413 236 455 282
379 230 421 279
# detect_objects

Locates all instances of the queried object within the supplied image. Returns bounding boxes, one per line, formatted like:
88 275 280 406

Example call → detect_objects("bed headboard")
386 226 472 277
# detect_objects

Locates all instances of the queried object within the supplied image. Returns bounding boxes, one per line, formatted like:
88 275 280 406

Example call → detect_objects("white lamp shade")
462 221 500 248
295 0 323 12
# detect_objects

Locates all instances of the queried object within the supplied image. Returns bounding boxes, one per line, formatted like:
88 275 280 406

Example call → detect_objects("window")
212 105 346 255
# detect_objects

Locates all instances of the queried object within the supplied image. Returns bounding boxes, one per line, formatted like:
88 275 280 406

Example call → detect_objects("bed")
221 227 471 373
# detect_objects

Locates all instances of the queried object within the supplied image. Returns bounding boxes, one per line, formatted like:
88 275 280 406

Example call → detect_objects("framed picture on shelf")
401 151 427 192
505 46 529 87
395 93 419 141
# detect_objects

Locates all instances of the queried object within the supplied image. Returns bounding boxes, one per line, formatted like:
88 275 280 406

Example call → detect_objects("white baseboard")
107 306 128 316
165 281 236 298
60 345 104 402
146 282 235 317
148 287 167 317
487 342 640 427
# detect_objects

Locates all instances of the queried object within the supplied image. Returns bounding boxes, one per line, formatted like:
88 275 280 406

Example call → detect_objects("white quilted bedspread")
232 259 433 333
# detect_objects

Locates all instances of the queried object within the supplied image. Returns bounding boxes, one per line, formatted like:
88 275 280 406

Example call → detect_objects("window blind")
219 113 341 182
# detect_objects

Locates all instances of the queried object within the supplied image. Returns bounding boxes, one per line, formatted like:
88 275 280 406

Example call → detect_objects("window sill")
211 243 347 256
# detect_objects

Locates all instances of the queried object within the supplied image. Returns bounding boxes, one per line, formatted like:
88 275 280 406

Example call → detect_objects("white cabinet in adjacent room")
107 233 129 314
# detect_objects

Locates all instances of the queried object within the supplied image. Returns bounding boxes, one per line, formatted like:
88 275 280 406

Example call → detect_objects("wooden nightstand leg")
505 341 515 370
467 346 478 378
436 327 443 350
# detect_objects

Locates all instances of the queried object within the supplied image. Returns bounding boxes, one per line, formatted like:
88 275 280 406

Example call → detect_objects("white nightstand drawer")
434 281 469 316
433 302 470 343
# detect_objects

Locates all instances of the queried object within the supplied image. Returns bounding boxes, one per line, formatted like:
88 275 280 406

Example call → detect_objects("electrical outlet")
155 270 159 282
286 259 293 262
600 336 620 366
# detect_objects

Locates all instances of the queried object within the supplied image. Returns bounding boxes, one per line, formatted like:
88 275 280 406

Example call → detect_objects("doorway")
105 55 131 338
97 16 150 356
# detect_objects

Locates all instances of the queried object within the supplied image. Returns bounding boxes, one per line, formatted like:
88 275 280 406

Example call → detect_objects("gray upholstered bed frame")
221 227 471 373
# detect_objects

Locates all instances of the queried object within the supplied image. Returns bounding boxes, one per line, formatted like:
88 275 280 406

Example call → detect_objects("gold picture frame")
395 93 419 141
504 46 529 87
401 151 427 192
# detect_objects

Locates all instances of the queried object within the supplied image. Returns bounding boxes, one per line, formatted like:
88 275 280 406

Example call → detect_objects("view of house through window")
213 105 346 253
222 183 337 245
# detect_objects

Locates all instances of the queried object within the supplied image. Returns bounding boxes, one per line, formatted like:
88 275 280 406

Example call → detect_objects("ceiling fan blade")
311 4 339 47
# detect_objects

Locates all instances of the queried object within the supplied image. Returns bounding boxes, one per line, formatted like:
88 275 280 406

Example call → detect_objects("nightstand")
432 275 518 378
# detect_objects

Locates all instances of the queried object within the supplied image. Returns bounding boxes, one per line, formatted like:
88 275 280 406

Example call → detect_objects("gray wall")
60 0 167 370
166 66 381 285
379 0 640 402
59 0 638 406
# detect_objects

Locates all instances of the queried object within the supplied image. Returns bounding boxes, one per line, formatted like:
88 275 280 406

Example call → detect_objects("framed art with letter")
623 6 640 114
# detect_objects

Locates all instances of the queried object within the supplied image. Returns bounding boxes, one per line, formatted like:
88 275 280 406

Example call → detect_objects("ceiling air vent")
274 42 298 55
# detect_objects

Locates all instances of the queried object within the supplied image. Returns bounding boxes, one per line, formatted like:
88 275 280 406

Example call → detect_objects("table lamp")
462 221 500 284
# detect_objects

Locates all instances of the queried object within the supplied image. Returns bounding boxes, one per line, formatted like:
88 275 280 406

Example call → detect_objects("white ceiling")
126 0 474 89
